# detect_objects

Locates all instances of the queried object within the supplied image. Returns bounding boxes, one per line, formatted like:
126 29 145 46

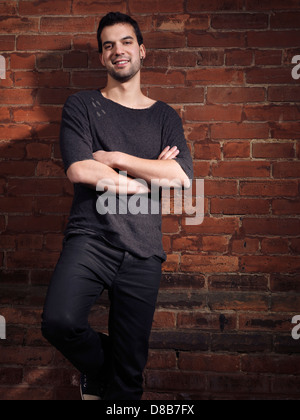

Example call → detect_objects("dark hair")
97 12 144 53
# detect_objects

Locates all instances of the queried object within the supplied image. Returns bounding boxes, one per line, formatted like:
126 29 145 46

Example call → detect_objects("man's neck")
101 74 155 110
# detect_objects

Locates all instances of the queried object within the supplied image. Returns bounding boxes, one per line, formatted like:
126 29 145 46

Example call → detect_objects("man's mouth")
113 59 130 68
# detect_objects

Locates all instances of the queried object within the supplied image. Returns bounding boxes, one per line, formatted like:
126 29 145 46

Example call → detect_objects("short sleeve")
161 105 194 181
60 94 94 172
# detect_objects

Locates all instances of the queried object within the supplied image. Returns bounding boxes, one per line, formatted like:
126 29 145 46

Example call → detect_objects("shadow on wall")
1 44 108 251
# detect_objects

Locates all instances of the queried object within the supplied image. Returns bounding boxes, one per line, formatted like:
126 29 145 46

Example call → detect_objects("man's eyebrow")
102 36 134 47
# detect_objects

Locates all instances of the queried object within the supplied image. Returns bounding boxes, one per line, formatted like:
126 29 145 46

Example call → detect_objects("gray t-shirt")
60 90 194 260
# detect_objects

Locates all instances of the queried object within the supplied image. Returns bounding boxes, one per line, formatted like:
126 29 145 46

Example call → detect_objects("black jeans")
41 234 162 400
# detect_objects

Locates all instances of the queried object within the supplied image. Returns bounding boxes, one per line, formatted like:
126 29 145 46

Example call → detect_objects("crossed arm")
67 146 190 194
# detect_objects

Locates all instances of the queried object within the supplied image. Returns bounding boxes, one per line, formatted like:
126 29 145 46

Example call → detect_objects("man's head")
97 12 143 54
97 12 146 83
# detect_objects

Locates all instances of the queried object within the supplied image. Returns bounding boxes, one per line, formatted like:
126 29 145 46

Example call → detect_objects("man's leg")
41 235 124 376
104 253 162 400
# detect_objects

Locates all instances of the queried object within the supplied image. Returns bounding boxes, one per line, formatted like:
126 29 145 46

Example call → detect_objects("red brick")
148 87 204 104
172 235 202 252
231 238 260 255
0 1 18 15
146 370 206 392
208 87 265 104
211 198 270 215
240 180 299 197
147 350 177 370
271 123 300 139
290 239 300 254
272 199 300 215
187 68 244 86
187 0 243 12
0 16 39 34
261 238 289 255
0 89 35 105
223 141 250 158
211 122 269 140
19 0 72 15
202 236 230 253
252 142 295 159
242 218 300 236
241 256 300 274
246 67 296 84
209 292 268 311
188 31 245 48
271 12 300 29
152 311 176 329
63 51 88 69
144 32 186 49
142 70 185 86
255 50 282 66
181 255 239 273
248 31 300 48
273 162 300 178
246 0 300 10
268 86 300 102
40 17 95 33
270 274 300 293
129 0 184 13
0 35 15 51
6 250 60 269
0 124 32 140
7 215 64 233
73 0 126 14
17 35 72 51
0 107 11 123
194 143 221 160
13 107 62 123
36 53 62 69
205 180 238 196
7 178 67 196
10 53 36 70
178 353 239 372
212 161 270 178
185 105 243 122
225 49 253 66
241 355 300 375
245 105 300 122
14 71 70 88
212 13 268 29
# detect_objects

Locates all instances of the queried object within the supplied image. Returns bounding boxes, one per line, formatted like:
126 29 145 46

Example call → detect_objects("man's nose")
114 43 125 56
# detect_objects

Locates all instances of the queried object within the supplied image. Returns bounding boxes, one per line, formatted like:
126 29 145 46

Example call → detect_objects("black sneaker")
80 374 104 401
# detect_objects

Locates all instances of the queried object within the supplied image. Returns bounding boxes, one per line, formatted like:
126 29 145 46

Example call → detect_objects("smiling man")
41 12 193 401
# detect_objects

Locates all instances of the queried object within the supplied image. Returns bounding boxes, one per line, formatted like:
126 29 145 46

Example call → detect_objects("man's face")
100 23 145 83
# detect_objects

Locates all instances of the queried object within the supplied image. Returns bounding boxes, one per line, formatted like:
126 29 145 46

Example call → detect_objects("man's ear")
140 44 146 60
99 53 105 67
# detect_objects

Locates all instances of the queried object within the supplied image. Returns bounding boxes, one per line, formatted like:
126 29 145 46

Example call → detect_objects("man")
42 12 193 401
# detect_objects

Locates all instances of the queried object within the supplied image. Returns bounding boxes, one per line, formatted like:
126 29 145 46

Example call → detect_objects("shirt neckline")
97 90 159 111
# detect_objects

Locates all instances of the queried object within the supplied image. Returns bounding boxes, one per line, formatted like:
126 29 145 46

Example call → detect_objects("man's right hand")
158 146 180 161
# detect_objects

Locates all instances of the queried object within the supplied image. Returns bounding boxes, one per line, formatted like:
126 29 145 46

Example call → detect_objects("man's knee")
41 313 78 346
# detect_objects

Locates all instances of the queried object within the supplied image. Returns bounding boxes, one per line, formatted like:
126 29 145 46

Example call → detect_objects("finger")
158 146 170 160
162 147 179 160
160 146 177 160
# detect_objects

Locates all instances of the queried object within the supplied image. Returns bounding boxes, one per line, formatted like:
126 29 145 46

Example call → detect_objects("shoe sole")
80 386 102 401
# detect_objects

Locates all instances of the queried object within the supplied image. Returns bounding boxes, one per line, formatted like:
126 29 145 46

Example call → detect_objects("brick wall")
0 0 300 400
